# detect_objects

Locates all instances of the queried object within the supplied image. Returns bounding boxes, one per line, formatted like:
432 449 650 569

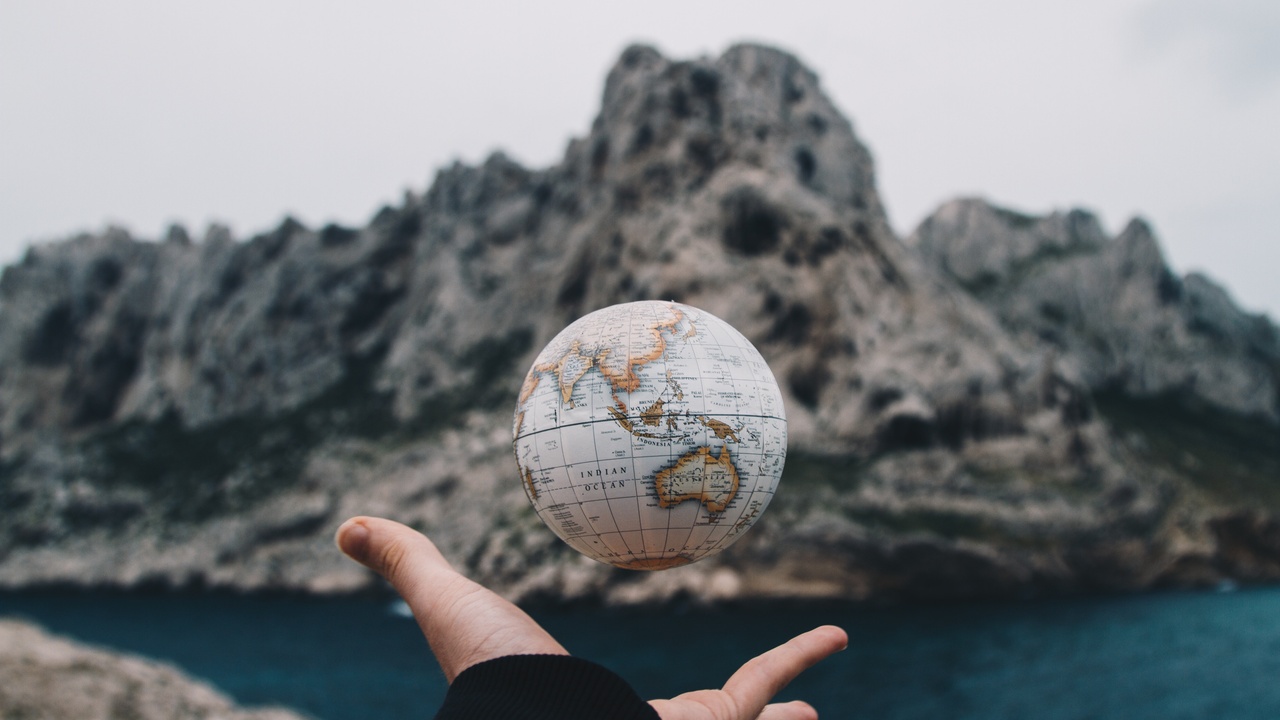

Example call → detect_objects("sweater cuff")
433 654 660 720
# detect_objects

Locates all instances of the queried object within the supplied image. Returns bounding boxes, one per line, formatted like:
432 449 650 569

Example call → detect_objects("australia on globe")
512 301 787 570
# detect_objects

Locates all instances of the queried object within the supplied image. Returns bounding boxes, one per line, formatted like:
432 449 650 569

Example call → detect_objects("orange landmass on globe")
517 369 541 408
514 303 691 438
554 342 605 404
640 398 665 427
595 305 684 394
654 445 740 513
521 465 538 501
606 405 635 433
615 555 695 571
698 416 740 442
513 371 540 437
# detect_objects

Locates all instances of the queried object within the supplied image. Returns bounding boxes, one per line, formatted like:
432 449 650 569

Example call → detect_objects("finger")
720 625 847 716
335 516 567 680
757 700 819 720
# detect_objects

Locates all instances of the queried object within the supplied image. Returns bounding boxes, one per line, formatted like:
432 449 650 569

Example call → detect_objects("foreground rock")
0 619 307 720
0 44 1277 604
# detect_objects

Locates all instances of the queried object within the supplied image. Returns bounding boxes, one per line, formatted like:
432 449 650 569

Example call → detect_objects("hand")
336 517 847 720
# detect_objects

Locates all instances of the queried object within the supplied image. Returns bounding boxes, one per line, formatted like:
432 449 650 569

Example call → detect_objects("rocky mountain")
2 43 1278 604
908 198 1280 422
0 619 307 720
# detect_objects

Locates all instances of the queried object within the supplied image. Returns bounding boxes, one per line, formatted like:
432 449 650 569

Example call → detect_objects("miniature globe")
512 301 787 570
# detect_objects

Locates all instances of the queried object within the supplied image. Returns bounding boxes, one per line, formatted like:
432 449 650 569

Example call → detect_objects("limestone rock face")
909 197 1280 422
0 215 410 441
0 45 1277 603
0 44 1056 459
0 619 307 720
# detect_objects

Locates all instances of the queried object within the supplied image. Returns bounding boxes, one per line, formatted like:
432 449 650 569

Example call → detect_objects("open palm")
336 517 846 720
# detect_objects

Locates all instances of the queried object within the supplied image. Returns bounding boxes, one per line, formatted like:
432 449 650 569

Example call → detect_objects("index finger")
719 625 848 715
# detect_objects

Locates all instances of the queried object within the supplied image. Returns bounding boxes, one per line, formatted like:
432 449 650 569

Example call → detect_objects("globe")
512 301 787 570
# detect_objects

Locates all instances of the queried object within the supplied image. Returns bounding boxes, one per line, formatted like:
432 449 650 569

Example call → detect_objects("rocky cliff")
908 198 1280 422
2 44 1278 603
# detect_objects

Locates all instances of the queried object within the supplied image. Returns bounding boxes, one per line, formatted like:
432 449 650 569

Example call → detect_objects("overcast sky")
3 1 1277 317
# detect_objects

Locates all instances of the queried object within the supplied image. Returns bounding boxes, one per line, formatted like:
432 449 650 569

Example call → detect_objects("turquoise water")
3 586 1280 719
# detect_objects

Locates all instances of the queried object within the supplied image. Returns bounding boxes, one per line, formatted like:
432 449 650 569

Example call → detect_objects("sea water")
3 586 1280 720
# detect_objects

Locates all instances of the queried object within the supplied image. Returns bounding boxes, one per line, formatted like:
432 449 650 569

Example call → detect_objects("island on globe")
512 301 787 570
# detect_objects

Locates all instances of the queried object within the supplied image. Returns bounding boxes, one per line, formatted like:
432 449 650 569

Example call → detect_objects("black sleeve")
432 654 661 720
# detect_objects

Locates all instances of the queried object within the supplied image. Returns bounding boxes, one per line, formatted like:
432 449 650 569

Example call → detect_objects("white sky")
2 1 1278 317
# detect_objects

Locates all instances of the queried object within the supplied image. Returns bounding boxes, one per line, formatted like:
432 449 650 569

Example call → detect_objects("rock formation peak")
910 197 1280 423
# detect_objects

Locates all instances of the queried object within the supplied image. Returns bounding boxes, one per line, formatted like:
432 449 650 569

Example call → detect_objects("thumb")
335 515 457 594
335 516 567 680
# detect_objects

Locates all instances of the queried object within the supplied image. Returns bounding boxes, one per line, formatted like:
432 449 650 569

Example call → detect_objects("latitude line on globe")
513 413 786 442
